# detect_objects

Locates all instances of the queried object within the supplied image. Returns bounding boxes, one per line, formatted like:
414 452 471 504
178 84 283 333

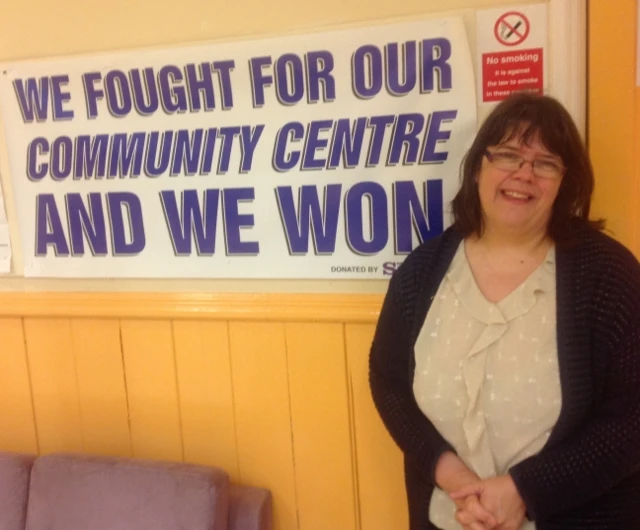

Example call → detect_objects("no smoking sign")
477 3 547 103
494 11 530 47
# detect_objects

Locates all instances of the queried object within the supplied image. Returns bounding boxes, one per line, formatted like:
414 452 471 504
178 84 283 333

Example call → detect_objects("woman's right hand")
434 451 498 530
450 476 525 530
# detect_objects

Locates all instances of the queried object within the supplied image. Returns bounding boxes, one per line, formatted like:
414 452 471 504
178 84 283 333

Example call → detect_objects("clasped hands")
435 451 526 530
448 475 526 530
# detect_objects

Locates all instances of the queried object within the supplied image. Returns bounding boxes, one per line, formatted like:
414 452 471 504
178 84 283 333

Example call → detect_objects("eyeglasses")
484 149 565 180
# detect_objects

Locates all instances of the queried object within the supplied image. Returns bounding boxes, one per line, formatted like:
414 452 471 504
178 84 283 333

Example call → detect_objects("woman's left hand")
450 475 526 530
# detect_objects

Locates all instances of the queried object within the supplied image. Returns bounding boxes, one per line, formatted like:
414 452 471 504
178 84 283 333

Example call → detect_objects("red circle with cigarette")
494 12 530 46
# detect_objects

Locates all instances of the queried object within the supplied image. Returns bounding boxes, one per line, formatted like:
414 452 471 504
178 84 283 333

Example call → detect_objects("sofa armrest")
0 451 36 530
228 484 272 530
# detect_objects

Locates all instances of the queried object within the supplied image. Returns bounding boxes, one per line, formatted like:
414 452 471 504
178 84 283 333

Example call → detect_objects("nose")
512 160 536 181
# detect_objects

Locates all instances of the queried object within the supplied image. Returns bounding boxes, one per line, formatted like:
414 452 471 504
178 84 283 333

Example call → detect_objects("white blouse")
413 241 561 530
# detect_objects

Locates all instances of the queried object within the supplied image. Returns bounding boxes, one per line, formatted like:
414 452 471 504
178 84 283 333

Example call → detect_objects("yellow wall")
588 0 640 257
1 2 639 530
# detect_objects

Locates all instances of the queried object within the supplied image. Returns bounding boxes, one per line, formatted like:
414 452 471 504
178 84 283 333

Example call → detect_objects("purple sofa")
0 452 35 530
0 451 271 530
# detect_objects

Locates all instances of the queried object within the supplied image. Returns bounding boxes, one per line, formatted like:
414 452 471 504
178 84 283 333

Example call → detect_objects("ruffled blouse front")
413 241 561 530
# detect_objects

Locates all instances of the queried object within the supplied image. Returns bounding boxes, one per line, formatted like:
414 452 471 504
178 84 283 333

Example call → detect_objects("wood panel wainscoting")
0 291 410 530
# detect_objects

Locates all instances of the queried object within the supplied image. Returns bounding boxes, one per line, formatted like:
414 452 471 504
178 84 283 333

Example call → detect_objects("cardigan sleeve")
509 314 640 520
369 274 455 484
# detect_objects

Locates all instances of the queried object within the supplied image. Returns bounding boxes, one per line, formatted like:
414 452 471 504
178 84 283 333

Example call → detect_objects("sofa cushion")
0 451 35 530
25 453 229 530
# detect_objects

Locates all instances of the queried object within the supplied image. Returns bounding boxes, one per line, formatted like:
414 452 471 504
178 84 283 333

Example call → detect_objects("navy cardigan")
369 221 640 529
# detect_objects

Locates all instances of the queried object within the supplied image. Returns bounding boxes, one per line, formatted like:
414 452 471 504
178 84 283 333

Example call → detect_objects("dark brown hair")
450 91 605 242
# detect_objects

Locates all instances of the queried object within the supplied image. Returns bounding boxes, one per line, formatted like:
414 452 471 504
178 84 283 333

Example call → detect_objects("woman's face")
476 133 564 238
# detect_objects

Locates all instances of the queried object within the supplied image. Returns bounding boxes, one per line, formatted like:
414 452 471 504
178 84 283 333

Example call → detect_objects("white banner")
0 16 477 279
0 178 11 273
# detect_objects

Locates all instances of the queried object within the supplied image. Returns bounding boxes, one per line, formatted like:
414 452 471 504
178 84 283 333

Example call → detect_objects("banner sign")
0 16 477 279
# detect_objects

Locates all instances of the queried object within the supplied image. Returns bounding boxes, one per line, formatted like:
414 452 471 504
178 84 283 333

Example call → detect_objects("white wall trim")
548 0 588 139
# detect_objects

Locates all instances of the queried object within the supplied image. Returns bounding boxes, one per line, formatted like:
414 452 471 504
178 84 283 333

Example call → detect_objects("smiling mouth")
501 190 533 201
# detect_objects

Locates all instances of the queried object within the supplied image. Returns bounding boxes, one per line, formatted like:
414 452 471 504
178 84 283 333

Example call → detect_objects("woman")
369 92 640 530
